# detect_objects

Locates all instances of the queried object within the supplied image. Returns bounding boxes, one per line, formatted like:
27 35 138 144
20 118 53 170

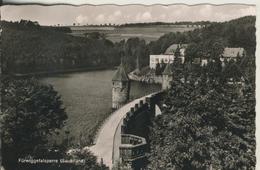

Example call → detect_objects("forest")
148 55 255 169
1 16 256 74
1 20 120 74
146 16 256 169
148 16 255 56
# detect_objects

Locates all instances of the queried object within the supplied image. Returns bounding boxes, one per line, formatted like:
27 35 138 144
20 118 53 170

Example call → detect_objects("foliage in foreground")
148 75 255 169
1 77 108 170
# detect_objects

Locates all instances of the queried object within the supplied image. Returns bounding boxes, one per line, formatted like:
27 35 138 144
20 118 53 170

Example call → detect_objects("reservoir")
40 70 160 146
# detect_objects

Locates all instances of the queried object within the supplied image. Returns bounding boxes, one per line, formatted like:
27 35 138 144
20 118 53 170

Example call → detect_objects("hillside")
1 20 119 74
1 16 255 74
147 15 256 170
148 16 256 56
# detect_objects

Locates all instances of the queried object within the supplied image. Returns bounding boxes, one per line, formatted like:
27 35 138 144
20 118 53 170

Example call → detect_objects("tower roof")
162 62 173 75
112 63 129 81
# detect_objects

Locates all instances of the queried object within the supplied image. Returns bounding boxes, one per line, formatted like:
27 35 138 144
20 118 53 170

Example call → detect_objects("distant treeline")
70 21 212 27
2 20 72 33
118 21 212 27
1 16 256 74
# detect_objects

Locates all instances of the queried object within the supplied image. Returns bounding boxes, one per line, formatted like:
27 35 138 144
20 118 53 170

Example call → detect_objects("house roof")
112 63 129 81
222 48 245 58
164 44 188 55
162 62 173 75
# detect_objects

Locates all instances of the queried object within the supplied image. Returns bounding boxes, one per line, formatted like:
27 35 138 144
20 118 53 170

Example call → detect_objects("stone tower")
112 62 130 109
162 62 173 90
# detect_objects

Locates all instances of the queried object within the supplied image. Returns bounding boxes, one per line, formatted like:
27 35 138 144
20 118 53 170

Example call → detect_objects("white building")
220 47 245 61
149 55 174 69
192 47 246 66
149 44 187 69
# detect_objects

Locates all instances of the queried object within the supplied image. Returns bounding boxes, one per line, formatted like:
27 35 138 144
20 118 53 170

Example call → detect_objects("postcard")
0 0 257 169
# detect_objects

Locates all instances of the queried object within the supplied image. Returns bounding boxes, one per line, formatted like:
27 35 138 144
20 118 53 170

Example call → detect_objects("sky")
1 4 256 26
2 0 257 5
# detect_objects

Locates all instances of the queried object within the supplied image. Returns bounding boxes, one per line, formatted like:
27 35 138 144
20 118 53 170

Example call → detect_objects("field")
69 25 196 42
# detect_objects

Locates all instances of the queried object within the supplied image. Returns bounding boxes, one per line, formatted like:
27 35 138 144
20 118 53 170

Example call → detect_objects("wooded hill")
1 16 255 74
147 15 256 170
149 16 256 56
1 20 120 74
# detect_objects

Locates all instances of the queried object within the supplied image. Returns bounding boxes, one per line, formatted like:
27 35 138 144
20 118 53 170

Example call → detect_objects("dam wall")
112 92 163 170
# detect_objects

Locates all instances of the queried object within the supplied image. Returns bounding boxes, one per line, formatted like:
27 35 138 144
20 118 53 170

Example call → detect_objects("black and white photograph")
0 1 257 170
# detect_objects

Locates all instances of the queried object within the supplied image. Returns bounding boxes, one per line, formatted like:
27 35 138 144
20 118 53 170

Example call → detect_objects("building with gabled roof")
221 47 245 61
149 44 187 69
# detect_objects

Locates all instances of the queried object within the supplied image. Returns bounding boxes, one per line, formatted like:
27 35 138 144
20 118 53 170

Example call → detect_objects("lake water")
40 70 160 146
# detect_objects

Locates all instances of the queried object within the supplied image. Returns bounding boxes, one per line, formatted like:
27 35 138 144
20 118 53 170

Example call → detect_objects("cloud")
159 14 166 20
142 11 152 20
239 6 256 16
199 5 213 17
114 10 122 17
212 6 256 22
75 14 89 24
107 10 122 22
135 11 152 22
95 14 105 23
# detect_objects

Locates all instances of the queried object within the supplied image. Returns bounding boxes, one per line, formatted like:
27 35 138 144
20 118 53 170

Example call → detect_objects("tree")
155 63 161 75
1 77 67 170
174 45 181 58
185 43 201 63
84 32 105 40
52 149 108 170
159 60 166 75
148 75 255 169
1 77 110 170
123 38 149 72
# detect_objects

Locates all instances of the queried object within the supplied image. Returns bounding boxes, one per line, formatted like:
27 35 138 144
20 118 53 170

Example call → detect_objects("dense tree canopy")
148 16 255 61
148 60 255 169
1 21 120 74
1 77 67 169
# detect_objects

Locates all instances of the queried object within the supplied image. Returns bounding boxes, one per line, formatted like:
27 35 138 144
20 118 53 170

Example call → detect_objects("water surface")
40 70 160 145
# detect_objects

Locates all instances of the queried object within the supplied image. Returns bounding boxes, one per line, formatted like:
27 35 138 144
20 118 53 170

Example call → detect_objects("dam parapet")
114 92 163 170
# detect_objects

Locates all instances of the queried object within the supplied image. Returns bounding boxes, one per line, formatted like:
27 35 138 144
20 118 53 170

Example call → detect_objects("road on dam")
87 93 155 169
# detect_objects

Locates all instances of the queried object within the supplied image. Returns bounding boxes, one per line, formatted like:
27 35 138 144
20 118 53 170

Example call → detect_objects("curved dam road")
86 93 156 169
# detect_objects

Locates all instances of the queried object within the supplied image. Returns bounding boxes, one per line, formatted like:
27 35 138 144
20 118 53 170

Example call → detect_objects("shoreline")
128 71 163 84
9 66 115 78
